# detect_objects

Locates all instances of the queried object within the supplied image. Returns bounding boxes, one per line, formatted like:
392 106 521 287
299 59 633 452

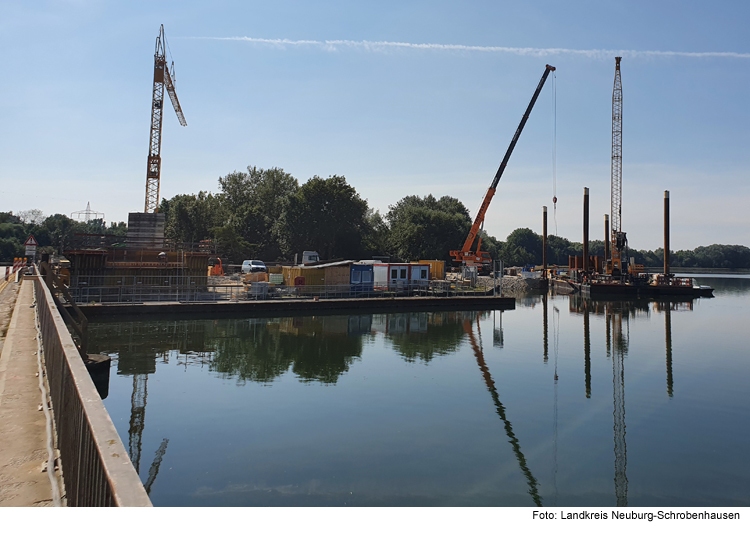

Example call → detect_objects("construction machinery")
208 257 225 277
450 65 556 273
607 57 627 276
144 25 187 213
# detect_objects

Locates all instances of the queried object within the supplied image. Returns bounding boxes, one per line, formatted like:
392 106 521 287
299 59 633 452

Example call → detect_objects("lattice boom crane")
609 57 626 275
145 24 187 213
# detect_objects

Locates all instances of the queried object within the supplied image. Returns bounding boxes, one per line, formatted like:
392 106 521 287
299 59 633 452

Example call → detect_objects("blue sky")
1 0 748 250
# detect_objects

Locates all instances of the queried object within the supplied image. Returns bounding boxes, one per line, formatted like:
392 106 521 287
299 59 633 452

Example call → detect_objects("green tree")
108 221 128 238
218 166 298 260
279 175 369 260
545 235 580 266
211 225 253 263
504 228 542 265
0 238 23 260
163 192 224 244
41 214 83 254
361 209 390 258
386 195 471 262
0 212 22 224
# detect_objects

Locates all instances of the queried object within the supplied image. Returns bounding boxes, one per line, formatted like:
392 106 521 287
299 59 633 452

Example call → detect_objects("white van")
241 260 267 274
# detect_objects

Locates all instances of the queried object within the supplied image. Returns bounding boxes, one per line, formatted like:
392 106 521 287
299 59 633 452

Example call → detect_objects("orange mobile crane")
144 25 187 213
450 65 555 273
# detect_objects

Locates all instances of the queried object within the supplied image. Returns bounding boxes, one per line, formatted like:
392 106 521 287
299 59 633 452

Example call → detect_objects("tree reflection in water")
88 311 490 386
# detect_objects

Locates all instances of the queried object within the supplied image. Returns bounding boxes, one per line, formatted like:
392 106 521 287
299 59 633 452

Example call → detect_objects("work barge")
547 188 714 299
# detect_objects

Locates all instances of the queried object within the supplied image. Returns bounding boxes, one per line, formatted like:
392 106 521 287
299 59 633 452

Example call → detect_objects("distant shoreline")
642 267 750 275
540 266 749 275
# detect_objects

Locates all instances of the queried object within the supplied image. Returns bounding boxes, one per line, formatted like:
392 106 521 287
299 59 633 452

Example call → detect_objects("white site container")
373 264 389 290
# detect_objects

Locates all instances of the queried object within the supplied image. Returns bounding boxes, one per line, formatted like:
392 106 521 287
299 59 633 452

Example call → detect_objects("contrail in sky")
187 36 750 59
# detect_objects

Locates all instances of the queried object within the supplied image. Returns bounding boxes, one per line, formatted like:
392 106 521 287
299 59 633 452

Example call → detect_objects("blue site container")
350 264 374 293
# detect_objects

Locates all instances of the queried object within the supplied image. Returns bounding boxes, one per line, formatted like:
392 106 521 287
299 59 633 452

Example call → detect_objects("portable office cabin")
373 263 430 290
410 263 430 287
417 260 445 280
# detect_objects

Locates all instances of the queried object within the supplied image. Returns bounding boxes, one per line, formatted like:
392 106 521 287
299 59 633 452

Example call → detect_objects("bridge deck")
0 280 62 506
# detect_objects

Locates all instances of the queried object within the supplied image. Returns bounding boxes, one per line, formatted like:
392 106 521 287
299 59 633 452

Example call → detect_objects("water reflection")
542 294 548 362
463 315 543 506
692 275 750 295
86 279 749 507
377 312 480 363
214 316 366 384
609 301 629 507
89 311 497 385
564 294 700 506
566 295 693 401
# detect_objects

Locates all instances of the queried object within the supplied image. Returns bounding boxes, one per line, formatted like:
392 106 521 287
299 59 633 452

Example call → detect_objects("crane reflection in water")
566 294 691 506
463 314 543 506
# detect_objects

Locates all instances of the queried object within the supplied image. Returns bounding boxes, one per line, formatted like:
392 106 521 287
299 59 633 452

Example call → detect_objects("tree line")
0 211 127 262
2 165 749 270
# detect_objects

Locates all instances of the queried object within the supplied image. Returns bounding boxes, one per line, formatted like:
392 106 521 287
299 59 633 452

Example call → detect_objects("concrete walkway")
0 280 62 506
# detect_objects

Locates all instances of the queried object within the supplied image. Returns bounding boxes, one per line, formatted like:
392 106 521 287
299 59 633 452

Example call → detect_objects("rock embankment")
498 275 547 295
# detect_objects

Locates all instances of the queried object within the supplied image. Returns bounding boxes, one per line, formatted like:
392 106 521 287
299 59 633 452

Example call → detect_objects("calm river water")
89 275 750 507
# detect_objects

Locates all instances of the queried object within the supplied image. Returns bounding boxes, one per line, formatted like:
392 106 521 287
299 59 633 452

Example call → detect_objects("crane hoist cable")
552 70 558 236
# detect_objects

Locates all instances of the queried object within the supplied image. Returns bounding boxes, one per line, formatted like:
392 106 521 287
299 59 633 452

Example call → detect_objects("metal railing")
33 272 151 506
67 278 502 304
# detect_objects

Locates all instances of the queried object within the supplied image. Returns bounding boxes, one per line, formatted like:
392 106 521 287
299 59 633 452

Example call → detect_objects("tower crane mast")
145 25 187 213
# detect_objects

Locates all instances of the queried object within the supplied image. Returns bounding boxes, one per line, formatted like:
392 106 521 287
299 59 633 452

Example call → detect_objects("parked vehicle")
241 260 267 274
302 251 320 264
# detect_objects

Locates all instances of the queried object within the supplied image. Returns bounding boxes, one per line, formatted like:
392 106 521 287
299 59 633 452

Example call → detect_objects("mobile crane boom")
450 64 555 268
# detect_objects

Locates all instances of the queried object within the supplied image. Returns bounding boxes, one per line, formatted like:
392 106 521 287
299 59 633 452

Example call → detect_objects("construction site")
36 38 714 311
2 21 741 514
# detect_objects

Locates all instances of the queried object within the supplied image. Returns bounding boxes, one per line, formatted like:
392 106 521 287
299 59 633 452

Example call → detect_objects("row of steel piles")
568 187 671 276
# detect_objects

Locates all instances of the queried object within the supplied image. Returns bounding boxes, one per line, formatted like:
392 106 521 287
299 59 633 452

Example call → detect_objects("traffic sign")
25 245 37 257
24 235 38 246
